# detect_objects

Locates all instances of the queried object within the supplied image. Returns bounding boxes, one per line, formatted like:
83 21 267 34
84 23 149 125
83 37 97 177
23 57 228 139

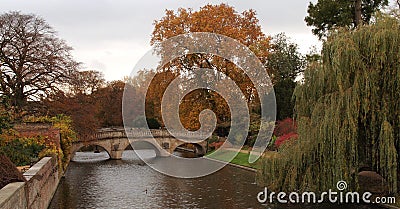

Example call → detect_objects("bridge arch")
70 143 112 161
126 140 163 157
172 142 206 157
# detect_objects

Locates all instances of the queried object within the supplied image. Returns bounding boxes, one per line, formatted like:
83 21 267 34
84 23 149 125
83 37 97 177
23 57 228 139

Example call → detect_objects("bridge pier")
109 150 123 160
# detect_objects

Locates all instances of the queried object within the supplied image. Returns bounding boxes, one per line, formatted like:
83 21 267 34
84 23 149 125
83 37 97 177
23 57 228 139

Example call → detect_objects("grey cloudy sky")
2 0 323 81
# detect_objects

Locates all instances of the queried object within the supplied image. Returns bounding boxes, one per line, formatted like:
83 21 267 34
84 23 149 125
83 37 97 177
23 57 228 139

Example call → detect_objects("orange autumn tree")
145 70 177 126
150 4 271 132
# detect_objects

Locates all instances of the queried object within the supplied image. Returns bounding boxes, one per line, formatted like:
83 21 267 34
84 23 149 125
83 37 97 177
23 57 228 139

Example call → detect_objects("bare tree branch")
0 11 79 113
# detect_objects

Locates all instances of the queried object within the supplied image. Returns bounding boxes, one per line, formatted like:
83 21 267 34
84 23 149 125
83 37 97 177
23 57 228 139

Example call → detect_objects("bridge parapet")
95 130 126 139
94 128 209 140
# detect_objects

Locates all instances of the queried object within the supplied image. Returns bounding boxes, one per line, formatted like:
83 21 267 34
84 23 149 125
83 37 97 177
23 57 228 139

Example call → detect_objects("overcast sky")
0 0 331 81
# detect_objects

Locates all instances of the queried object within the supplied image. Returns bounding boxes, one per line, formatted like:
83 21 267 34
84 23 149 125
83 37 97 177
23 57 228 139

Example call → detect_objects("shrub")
24 115 77 171
0 136 45 166
273 118 297 137
272 118 298 149
274 132 298 148
0 154 25 189
209 141 224 151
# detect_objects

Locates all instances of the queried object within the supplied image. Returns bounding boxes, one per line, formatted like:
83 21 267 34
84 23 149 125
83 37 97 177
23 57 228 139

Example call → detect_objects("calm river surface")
48 150 387 209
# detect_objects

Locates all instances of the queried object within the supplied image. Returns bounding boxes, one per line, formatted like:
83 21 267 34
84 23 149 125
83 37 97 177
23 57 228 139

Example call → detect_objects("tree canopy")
148 4 272 133
266 33 304 83
305 0 388 39
266 33 304 120
151 4 271 102
70 70 105 95
0 11 78 113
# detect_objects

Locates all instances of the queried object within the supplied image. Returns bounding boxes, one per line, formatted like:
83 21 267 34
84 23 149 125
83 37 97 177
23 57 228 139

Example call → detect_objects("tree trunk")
14 84 26 116
355 0 362 27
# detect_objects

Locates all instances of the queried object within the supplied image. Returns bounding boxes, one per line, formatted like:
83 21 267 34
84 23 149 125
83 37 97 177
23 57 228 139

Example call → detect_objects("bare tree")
0 11 78 113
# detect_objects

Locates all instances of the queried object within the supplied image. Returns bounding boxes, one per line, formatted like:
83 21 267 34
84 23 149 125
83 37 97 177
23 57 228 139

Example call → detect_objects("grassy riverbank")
206 149 261 169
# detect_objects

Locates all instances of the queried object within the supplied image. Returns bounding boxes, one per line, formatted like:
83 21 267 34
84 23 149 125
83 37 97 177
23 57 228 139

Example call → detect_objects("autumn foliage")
273 118 297 137
209 141 224 151
274 132 298 148
273 118 298 148
42 74 125 139
148 4 272 133
0 154 25 189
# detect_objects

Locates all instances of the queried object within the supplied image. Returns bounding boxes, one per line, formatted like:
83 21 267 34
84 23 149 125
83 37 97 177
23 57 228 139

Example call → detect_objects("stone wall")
0 182 26 209
0 157 60 209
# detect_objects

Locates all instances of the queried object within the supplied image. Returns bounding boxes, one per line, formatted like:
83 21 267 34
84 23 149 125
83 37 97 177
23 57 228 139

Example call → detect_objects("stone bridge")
71 128 208 160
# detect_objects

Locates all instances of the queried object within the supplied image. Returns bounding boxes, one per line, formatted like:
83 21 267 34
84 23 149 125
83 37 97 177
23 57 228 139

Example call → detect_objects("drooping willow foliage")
259 16 400 194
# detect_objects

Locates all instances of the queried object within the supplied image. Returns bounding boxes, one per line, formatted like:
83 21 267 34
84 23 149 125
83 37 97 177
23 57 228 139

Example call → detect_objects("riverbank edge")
204 156 257 173
0 156 61 209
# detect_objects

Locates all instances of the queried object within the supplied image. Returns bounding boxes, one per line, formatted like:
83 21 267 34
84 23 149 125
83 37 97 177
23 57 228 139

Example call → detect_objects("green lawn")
206 149 261 169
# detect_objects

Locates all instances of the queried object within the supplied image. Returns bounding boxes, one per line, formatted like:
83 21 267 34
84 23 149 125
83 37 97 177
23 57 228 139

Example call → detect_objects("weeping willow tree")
259 16 400 194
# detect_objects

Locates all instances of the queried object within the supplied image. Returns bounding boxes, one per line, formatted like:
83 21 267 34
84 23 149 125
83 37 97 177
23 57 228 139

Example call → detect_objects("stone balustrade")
93 128 208 141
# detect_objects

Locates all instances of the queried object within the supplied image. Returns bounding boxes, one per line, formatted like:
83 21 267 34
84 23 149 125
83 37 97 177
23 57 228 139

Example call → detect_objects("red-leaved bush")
275 132 298 148
273 118 297 137
209 141 224 150
273 118 298 148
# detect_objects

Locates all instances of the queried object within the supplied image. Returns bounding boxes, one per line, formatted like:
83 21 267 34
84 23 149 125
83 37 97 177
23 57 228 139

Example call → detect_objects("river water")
48 150 387 209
